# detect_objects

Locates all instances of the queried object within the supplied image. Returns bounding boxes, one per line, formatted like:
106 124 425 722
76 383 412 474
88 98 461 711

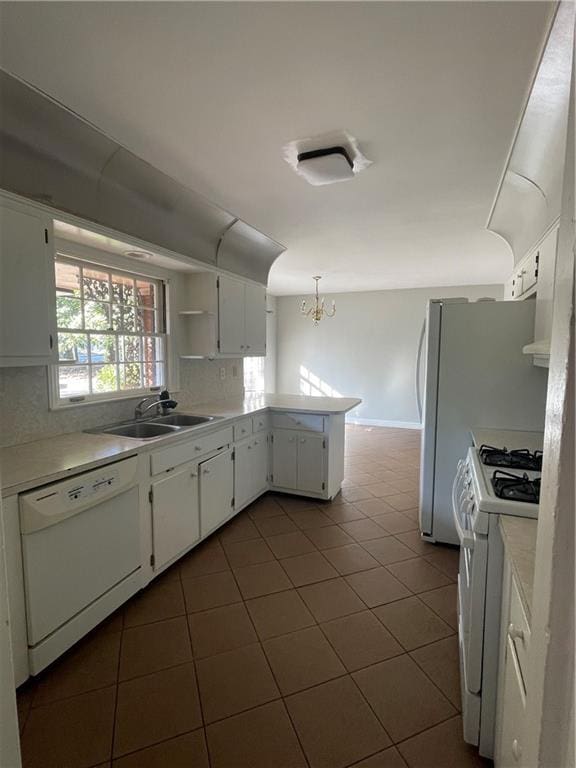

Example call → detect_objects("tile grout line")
213 533 312 768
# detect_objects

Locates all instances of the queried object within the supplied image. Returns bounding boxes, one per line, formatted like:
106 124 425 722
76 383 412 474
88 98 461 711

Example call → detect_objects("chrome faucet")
135 390 178 420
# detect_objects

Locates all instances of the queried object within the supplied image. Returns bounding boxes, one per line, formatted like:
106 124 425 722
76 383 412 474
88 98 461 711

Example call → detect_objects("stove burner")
491 470 541 504
479 445 543 471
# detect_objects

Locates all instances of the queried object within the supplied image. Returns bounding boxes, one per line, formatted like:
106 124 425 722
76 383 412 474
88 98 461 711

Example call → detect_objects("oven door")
453 462 488 695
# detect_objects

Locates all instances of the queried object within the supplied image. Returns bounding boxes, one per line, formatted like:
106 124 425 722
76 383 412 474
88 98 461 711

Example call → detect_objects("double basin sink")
86 413 218 440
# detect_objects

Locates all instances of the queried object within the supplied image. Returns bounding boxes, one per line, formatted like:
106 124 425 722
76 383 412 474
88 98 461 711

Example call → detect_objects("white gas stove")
454 441 541 759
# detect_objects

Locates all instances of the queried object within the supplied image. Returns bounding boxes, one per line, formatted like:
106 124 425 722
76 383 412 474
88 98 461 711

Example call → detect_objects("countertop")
499 515 538 623
0 393 361 497
470 428 544 453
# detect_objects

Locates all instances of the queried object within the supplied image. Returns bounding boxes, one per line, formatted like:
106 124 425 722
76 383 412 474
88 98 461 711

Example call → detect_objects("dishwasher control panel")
20 456 139 534
66 468 120 503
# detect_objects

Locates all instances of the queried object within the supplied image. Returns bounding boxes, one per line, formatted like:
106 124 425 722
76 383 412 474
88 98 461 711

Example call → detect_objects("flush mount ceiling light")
284 129 371 186
124 249 153 260
301 276 336 325
297 146 354 186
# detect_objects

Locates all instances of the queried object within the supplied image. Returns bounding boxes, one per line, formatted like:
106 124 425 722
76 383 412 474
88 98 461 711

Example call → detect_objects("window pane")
111 273 135 305
55 261 81 297
120 363 143 390
59 365 89 397
244 357 265 392
120 336 141 362
56 297 83 329
121 305 137 332
91 364 118 393
143 362 164 388
136 279 156 308
58 333 88 363
82 267 110 302
142 336 163 364
111 304 122 331
84 301 111 331
89 334 117 364
137 308 157 333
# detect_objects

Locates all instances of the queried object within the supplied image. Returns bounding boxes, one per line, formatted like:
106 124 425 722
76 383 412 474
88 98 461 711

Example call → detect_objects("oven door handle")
452 468 475 550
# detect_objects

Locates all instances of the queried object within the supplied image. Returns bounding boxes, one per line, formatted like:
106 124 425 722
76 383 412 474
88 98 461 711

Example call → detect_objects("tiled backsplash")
0 359 243 448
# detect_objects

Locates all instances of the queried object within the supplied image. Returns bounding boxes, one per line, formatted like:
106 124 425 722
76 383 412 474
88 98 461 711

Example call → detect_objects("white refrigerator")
417 298 548 545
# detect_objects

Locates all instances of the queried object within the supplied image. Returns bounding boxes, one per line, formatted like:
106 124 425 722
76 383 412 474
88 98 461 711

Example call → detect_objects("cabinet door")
244 283 266 355
218 275 245 355
200 449 234 536
251 435 269 497
234 438 253 510
297 434 325 493
271 430 298 489
496 637 526 767
0 201 56 364
533 227 558 345
151 463 200 570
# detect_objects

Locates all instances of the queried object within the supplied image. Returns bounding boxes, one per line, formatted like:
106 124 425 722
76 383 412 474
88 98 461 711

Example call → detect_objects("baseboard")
346 417 422 430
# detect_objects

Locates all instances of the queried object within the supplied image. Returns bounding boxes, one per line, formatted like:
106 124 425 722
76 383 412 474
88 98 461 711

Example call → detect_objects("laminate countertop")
499 515 538 623
0 393 361 497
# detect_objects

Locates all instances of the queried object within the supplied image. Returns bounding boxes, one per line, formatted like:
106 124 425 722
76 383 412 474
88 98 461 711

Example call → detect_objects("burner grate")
491 470 540 504
479 444 542 471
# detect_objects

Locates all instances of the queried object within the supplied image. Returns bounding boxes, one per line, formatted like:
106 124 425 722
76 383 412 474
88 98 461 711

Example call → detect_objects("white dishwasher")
20 456 142 674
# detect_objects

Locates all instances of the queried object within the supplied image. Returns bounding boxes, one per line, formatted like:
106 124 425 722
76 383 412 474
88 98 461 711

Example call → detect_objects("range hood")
0 70 285 285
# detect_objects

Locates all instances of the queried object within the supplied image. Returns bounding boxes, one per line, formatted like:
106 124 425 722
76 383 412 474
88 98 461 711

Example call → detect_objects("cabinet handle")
203 469 211 475
247 445 252 450
246 344 251 349
512 739 522 761
508 623 525 642
190 472 198 478
195 446 201 451
300 438 306 443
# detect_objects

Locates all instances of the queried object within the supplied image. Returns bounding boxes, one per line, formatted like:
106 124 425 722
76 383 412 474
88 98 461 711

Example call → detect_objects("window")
244 356 265 393
53 255 167 404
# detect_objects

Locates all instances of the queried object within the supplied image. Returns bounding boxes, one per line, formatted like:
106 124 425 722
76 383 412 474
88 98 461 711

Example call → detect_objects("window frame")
49 252 169 409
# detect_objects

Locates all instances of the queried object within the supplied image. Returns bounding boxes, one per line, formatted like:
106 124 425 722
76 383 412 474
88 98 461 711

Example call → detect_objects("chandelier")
301 276 336 325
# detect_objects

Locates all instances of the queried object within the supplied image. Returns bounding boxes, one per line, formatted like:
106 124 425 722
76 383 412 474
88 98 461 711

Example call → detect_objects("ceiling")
0 2 553 295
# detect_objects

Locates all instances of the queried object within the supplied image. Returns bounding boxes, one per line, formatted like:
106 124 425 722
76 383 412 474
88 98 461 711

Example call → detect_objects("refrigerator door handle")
415 319 426 423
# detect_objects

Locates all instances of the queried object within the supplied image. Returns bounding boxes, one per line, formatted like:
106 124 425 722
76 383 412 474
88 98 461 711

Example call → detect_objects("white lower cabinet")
271 429 326 495
495 557 531 768
151 460 200 571
235 435 268 510
199 449 235 537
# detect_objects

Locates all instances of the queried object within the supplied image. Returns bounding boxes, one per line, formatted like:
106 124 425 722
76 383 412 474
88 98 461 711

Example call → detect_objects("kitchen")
0 3 574 768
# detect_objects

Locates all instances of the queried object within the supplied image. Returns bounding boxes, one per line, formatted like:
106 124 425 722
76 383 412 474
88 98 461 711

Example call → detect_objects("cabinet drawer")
151 427 233 475
252 414 268 433
508 575 531 686
234 418 252 441
271 412 324 432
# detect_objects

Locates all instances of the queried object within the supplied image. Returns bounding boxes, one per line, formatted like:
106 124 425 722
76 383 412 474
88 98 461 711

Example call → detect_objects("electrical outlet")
232 365 239 379
220 367 226 380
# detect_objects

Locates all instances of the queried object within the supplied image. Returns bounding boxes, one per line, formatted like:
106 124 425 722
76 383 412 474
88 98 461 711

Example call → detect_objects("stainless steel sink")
85 412 219 440
152 414 215 427
100 422 179 439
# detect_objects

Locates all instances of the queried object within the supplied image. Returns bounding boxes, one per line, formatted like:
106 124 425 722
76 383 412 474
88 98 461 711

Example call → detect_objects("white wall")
276 284 503 426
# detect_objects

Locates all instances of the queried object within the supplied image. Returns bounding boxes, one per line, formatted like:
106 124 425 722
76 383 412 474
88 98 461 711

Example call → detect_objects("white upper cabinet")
0 198 57 367
179 272 266 358
218 275 246 354
243 282 266 355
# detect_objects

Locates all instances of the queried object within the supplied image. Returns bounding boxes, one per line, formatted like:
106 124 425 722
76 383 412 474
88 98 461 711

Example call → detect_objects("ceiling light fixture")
124 249 153 260
297 146 354 186
301 276 335 325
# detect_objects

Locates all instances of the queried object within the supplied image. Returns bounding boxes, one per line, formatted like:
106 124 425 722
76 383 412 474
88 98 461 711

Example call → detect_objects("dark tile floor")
16 425 490 768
